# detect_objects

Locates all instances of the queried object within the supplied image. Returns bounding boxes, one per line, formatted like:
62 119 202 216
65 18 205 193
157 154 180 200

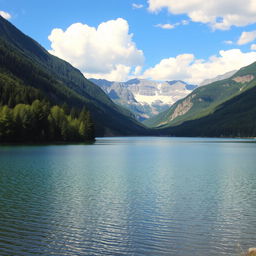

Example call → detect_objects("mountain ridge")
145 60 256 137
90 78 197 121
159 83 256 137
0 16 147 136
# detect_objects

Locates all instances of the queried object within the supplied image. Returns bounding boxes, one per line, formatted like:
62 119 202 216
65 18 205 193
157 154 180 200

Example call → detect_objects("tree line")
0 100 95 143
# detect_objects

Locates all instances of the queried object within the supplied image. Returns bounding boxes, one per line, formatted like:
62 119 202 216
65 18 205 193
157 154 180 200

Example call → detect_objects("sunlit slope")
159 83 256 137
145 61 256 131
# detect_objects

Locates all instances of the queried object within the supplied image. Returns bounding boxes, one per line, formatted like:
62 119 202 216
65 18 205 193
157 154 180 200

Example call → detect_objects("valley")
1 2 256 256
1 15 256 141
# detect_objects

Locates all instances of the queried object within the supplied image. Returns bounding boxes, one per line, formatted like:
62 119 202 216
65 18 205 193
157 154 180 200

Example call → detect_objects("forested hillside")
0 16 147 141
0 100 94 142
159 83 256 137
145 61 256 137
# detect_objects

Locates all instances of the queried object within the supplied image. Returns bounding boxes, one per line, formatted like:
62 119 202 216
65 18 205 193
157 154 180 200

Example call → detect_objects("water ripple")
0 138 256 255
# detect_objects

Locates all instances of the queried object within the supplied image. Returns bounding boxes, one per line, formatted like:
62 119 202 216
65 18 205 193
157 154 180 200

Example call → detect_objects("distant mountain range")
90 78 197 121
145 61 256 137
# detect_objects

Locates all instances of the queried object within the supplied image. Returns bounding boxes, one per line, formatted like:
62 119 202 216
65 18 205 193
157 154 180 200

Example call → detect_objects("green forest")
0 15 148 138
0 100 94 143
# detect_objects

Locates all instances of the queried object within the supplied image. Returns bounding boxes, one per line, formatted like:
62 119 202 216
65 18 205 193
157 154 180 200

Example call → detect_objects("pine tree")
0 106 14 141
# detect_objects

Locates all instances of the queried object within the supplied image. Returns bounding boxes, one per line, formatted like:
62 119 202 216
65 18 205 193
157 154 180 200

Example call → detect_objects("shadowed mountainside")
0 16 148 137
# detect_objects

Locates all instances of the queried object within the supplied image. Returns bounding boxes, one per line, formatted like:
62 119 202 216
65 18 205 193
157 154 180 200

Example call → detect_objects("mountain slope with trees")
0 16 147 139
145 61 256 137
145 61 256 130
0 100 94 143
159 83 256 137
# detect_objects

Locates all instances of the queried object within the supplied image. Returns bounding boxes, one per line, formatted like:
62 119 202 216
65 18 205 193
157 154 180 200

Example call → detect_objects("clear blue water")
0 137 256 255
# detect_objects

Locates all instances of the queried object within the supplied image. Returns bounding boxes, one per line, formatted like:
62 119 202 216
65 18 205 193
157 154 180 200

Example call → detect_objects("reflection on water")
0 137 256 255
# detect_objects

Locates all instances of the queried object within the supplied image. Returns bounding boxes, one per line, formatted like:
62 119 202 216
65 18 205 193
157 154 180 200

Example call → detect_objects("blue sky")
1 0 256 84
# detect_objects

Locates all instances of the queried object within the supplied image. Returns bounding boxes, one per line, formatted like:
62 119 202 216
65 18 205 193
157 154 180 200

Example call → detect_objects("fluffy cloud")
155 20 189 30
0 10 11 20
251 44 256 50
133 65 143 75
181 20 189 25
84 64 131 81
48 18 144 81
132 3 144 9
155 23 175 29
143 49 256 84
224 40 233 45
148 0 256 30
143 54 194 81
237 30 256 45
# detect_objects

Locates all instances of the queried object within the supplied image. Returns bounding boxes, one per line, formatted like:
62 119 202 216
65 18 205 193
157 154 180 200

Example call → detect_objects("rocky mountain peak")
90 78 198 121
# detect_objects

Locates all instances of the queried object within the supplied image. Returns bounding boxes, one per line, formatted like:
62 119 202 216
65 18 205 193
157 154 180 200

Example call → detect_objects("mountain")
0 16 148 136
145 61 256 137
90 78 197 121
159 82 256 137
199 70 237 86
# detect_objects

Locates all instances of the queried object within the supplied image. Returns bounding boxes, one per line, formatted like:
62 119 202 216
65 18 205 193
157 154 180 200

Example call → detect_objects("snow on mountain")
89 78 197 121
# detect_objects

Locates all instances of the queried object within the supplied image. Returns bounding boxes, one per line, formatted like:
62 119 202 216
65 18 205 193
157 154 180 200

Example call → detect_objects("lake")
0 137 256 255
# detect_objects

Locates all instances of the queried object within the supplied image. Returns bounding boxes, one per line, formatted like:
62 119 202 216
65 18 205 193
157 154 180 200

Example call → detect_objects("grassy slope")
145 61 256 129
159 83 256 137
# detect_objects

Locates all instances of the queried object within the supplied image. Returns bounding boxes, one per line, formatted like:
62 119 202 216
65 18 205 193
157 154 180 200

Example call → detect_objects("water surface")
0 137 256 255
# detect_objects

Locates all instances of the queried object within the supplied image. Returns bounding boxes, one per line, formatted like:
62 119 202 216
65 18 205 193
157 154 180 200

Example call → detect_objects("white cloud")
84 64 131 81
143 54 194 81
148 0 256 30
48 18 144 81
133 65 143 75
237 30 256 45
155 23 175 29
181 20 189 25
143 49 256 84
0 10 11 20
251 44 256 50
224 40 233 45
155 20 189 30
132 3 144 9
